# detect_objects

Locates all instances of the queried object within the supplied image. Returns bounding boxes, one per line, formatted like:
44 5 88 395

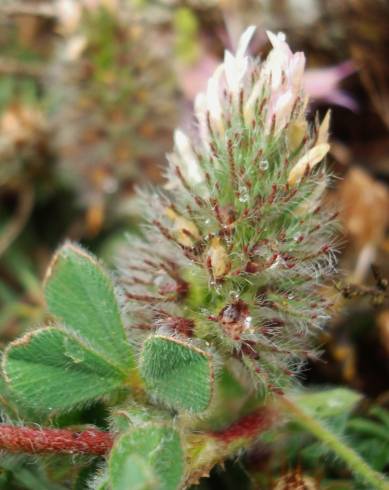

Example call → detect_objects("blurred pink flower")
180 29 357 115
303 60 358 111
179 55 219 104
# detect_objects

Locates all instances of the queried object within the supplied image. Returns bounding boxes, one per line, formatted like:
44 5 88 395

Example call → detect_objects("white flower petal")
272 90 295 133
264 31 294 90
223 27 255 97
236 25 256 58
206 64 224 128
174 129 204 184
266 30 286 48
224 50 248 95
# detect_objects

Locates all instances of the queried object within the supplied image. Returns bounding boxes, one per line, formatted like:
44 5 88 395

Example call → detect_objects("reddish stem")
0 425 113 455
0 408 275 456
210 406 275 444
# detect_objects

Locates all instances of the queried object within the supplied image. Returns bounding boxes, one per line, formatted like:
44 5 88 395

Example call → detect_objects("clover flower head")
120 27 337 393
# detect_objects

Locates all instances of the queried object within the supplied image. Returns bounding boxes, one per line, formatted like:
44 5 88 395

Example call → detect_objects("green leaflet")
3 242 137 411
108 425 184 490
44 242 134 371
140 336 214 413
3 327 127 411
0 454 67 490
295 388 362 418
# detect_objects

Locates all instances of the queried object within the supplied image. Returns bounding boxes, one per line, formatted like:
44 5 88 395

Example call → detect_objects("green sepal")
3 327 127 411
108 425 184 490
140 335 214 413
44 242 134 372
91 472 110 490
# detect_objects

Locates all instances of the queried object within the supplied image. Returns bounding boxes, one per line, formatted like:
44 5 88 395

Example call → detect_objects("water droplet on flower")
260 159 269 170
244 316 252 328
238 189 249 203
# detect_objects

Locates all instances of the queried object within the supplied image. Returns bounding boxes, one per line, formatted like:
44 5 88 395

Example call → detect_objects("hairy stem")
210 406 276 444
0 425 113 455
186 406 277 486
278 395 389 490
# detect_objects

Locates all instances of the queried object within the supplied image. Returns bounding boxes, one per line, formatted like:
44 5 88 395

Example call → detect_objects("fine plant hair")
0 26 388 490
118 27 337 395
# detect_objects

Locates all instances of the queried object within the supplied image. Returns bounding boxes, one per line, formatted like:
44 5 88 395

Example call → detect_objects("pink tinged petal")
273 90 295 131
288 52 306 90
288 143 330 185
265 31 293 90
